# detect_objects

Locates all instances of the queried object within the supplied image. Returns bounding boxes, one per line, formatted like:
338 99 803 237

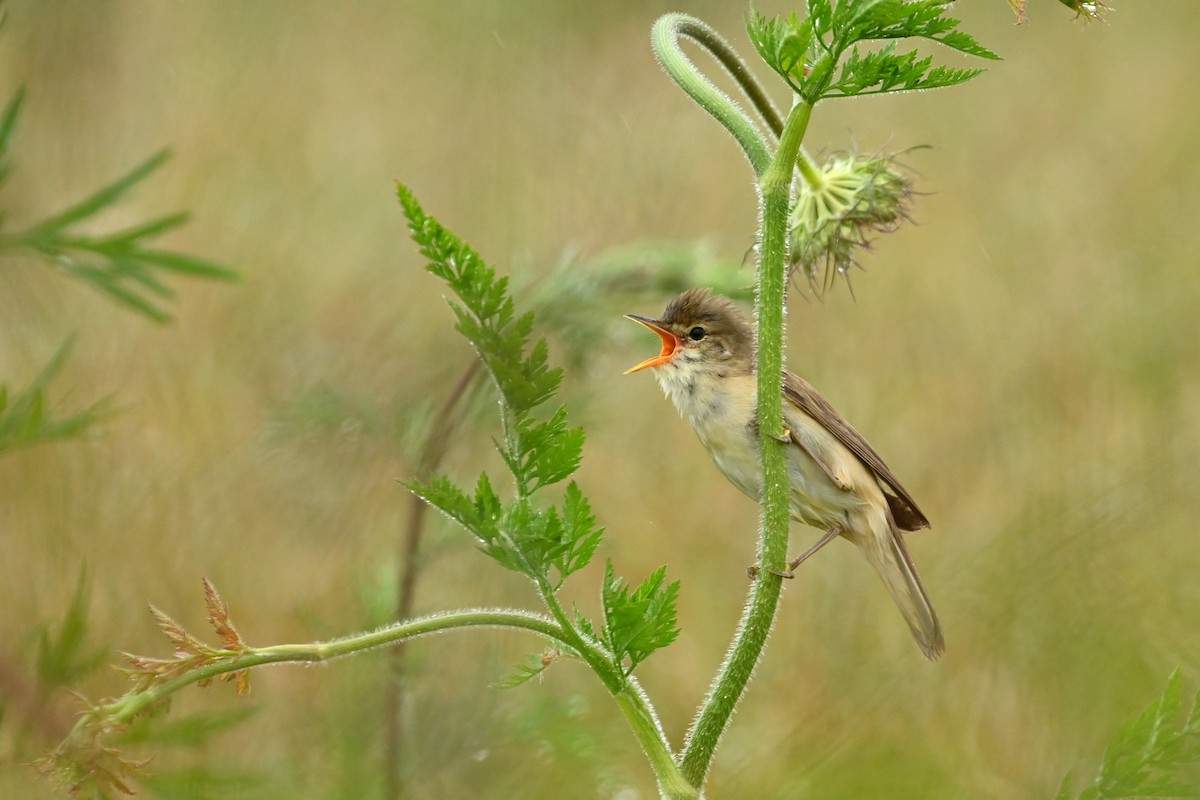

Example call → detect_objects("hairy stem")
650 13 826 201
614 684 698 800
99 609 567 730
679 99 812 787
525 575 681 794
533 573 626 694
66 602 683 797
651 13 776 176
794 143 825 191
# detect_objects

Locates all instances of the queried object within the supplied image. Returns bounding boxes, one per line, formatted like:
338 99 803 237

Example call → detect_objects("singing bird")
625 288 944 659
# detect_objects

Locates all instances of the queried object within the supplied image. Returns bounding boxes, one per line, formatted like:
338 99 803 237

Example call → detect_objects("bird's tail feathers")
855 512 945 660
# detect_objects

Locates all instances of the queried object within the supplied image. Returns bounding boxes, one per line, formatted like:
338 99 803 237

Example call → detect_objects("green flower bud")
1010 0 1109 24
787 153 913 294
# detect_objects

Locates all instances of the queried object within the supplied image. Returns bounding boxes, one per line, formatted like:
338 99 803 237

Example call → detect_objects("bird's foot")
746 416 791 443
747 564 795 580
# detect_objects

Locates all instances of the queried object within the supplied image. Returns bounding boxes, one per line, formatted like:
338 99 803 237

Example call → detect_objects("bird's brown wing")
782 371 930 531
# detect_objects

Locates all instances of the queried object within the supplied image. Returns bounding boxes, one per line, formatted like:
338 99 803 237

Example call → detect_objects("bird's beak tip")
624 314 681 374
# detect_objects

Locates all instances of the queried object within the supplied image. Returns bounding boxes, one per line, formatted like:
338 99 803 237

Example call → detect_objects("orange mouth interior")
624 316 682 374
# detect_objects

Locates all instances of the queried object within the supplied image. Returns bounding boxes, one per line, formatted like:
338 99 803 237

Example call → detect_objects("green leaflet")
746 0 996 104
1058 670 1200 799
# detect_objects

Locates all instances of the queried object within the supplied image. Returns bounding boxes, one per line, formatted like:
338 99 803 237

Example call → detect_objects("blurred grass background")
3 1 1199 798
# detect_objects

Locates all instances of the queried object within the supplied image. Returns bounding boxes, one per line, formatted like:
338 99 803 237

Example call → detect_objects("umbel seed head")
788 152 913 294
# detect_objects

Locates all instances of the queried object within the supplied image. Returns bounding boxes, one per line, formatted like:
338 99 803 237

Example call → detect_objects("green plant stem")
650 13 826 197
523 576 685 796
55 597 686 797
96 609 566 729
652 13 775 176
532 573 625 693
679 99 813 788
614 684 698 800
794 142 824 191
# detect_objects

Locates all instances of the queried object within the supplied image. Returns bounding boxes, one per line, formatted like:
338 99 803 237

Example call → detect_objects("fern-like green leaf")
406 472 537 575
747 0 995 105
517 406 584 491
402 474 476 532
600 562 681 675
400 183 562 420
557 482 604 580
847 0 999 59
826 43 984 98
746 10 815 91
1062 670 1200 799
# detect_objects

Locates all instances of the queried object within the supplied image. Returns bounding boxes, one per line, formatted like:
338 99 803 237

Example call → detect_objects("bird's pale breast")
657 363 874 528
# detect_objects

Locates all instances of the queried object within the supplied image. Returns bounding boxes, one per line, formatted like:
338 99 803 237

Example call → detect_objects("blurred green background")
3 1 1199 798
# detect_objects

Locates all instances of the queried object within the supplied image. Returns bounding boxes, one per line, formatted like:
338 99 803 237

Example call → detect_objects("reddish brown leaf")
148 604 206 656
202 578 246 651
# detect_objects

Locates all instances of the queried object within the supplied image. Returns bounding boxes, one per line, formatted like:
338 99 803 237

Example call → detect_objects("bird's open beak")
624 314 683 374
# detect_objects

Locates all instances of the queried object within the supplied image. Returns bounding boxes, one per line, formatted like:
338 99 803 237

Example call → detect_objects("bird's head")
624 288 755 380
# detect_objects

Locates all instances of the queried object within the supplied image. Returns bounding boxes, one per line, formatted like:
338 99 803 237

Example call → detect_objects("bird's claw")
747 564 795 580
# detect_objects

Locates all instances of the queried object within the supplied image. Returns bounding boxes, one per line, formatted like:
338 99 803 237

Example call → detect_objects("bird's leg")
747 525 841 580
776 525 843 577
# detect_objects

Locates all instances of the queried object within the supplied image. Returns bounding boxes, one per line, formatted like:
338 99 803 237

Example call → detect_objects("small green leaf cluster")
0 336 110 455
33 570 109 691
1058 670 1200 799
411 474 602 592
0 90 237 323
397 184 679 682
747 0 997 105
595 563 681 676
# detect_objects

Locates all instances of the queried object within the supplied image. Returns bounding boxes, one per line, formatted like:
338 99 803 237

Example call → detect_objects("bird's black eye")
688 326 706 341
